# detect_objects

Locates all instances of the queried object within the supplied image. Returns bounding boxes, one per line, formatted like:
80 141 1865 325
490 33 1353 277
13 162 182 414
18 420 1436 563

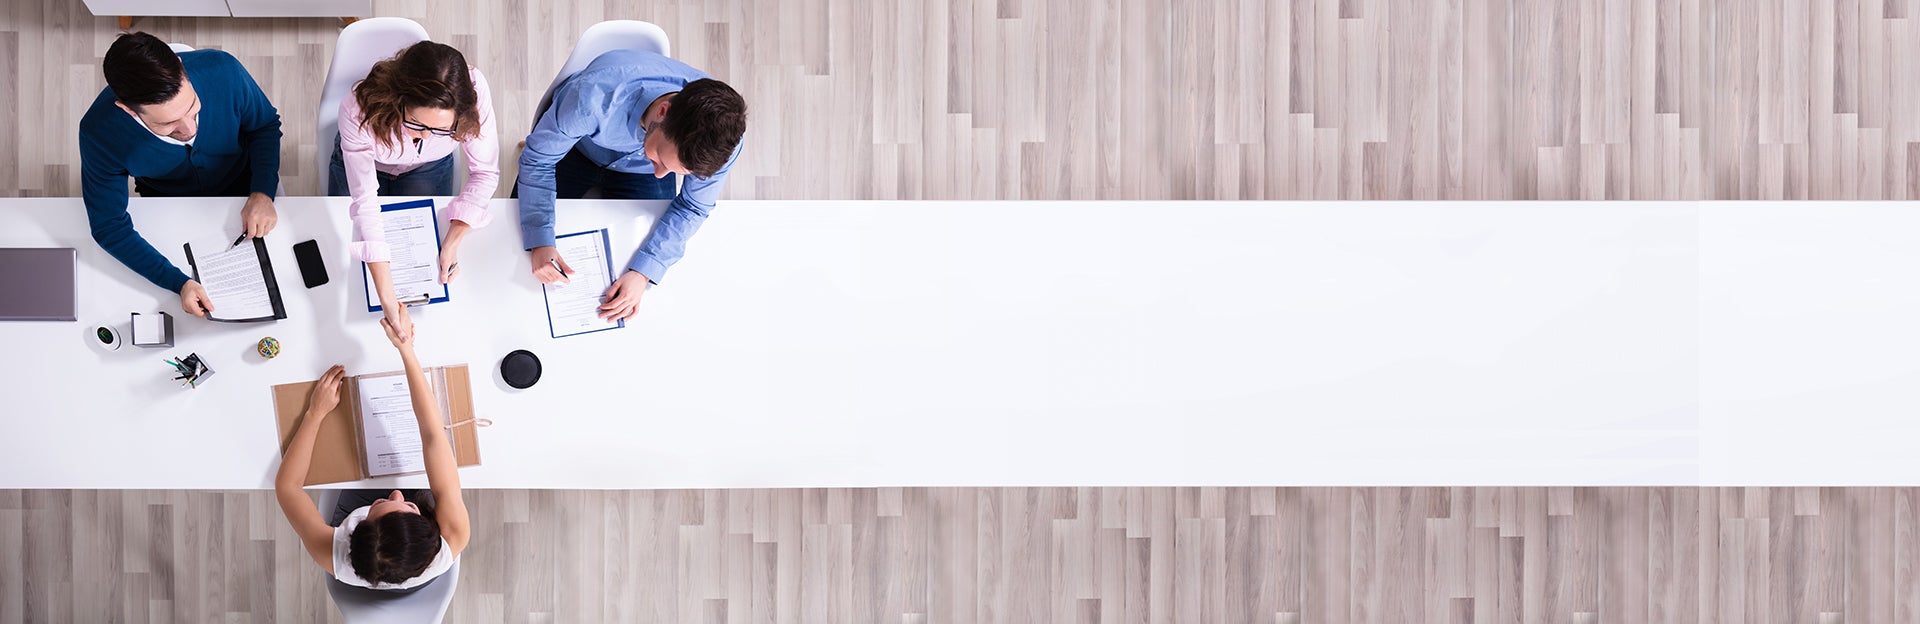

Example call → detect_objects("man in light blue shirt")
517 49 747 321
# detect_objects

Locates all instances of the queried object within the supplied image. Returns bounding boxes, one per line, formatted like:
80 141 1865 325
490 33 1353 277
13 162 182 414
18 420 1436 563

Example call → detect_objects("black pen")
231 233 247 249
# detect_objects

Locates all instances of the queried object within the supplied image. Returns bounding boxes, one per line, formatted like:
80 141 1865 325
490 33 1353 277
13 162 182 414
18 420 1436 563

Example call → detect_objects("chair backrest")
325 559 461 624
316 17 431 191
167 43 195 53
532 20 671 130
315 489 341 517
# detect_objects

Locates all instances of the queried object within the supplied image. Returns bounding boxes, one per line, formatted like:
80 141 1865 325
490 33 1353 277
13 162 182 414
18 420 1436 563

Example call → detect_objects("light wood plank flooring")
5 488 1919 623
9 2 1920 622
9 0 1920 199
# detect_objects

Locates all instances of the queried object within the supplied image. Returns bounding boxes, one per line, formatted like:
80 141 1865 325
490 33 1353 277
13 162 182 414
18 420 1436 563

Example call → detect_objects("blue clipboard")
543 228 625 339
361 199 451 313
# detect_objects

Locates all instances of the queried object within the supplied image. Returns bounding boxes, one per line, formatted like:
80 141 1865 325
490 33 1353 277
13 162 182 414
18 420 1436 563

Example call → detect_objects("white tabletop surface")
0 198 1899 488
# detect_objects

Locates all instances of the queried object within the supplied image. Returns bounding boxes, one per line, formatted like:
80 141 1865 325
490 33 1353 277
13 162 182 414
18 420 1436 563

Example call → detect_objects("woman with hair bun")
276 317 472 619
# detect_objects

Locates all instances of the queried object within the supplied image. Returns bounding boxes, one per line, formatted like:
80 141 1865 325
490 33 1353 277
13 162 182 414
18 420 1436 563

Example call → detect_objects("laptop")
0 248 78 321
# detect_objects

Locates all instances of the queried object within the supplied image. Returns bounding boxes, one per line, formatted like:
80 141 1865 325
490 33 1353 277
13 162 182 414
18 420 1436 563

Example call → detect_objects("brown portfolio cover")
272 364 481 486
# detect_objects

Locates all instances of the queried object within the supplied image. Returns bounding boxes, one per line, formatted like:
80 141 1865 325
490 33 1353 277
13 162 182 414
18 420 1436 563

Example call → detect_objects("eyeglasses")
402 119 456 136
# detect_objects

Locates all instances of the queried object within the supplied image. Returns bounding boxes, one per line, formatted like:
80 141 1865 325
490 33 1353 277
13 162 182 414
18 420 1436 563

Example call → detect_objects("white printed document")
542 229 624 338
184 237 284 322
356 373 430 477
361 199 449 312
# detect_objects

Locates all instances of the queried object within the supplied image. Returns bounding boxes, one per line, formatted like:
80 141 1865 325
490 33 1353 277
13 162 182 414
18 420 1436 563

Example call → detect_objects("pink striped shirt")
339 66 499 262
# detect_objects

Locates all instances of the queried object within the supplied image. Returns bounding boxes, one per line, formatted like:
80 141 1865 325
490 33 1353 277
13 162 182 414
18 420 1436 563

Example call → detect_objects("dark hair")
103 32 186 109
660 78 747 178
353 41 481 152
348 506 443 585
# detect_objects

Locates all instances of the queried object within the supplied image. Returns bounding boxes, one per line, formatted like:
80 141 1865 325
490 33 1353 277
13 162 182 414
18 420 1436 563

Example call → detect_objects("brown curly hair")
352 41 480 152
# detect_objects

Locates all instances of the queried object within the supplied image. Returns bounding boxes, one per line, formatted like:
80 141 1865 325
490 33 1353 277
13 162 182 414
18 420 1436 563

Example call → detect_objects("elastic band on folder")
445 416 492 430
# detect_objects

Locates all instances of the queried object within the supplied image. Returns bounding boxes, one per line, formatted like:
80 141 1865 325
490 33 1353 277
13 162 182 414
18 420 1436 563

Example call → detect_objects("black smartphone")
292 240 329 288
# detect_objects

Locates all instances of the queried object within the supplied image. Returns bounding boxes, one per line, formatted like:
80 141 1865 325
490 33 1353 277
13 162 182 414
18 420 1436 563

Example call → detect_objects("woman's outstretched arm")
380 318 472 554
274 364 346 574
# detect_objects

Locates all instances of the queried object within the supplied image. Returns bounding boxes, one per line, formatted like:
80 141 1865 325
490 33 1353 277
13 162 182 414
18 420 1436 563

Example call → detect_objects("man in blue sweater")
516 49 746 322
79 32 283 318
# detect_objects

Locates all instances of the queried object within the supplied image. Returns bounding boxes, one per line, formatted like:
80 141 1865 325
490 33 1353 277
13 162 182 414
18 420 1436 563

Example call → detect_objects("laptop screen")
0 248 78 321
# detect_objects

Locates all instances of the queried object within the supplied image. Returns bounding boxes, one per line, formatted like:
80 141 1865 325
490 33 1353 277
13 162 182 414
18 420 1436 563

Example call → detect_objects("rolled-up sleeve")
626 141 741 283
517 81 606 250
338 97 391 263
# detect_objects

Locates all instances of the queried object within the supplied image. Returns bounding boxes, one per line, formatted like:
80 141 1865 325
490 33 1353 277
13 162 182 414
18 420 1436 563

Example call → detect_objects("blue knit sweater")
79 49 282 293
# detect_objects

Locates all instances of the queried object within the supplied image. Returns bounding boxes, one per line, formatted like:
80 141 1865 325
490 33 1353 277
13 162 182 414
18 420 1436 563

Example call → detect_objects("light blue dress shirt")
517 49 743 283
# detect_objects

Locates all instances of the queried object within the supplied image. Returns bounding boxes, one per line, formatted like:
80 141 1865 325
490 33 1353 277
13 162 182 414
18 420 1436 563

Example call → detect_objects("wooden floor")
5 487 1920 623
9 0 1920 199
11 1 1920 622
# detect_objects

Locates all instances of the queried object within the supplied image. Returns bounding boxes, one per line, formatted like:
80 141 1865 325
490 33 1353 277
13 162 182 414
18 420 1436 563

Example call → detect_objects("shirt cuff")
351 240 392 263
445 198 493 229
522 226 556 251
627 254 669 285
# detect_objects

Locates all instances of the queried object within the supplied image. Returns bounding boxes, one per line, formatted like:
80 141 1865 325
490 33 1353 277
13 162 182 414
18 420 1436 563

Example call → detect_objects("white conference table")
0 198 1910 488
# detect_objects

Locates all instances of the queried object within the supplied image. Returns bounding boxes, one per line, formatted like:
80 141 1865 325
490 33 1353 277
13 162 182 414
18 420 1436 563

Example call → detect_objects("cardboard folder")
271 364 482 486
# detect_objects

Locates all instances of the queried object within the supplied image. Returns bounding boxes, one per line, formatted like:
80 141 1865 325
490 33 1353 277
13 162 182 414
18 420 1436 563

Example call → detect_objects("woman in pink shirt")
328 42 498 337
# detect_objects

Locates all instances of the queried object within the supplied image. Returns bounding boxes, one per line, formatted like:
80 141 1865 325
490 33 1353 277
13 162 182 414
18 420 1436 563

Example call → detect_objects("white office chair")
316 17 431 192
532 20 671 128
167 43 194 53
317 489 340 518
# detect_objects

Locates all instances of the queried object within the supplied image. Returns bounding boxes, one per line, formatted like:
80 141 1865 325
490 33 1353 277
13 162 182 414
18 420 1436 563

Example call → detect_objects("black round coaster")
501 350 542 389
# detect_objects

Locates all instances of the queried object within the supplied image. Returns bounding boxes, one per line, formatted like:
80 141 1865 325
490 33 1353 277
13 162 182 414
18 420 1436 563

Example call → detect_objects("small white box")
130 311 174 347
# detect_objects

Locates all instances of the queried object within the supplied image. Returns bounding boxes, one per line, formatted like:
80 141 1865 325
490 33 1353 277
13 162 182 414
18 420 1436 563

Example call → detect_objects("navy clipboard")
361 199 450 313
543 228 625 339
